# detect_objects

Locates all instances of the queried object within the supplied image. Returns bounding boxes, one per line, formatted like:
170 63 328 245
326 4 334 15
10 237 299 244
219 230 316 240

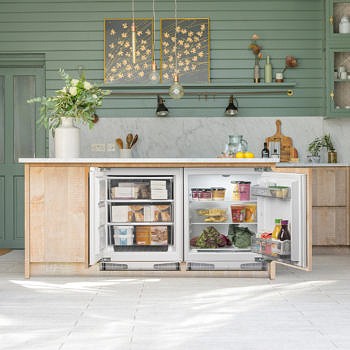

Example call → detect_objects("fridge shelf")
107 222 174 226
113 245 169 252
251 185 290 200
190 221 257 225
189 200 257 204
190 247 252 253
107 199 174 203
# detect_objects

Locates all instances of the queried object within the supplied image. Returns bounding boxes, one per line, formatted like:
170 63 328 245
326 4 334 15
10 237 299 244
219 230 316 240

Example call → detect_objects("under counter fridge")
184 167 311 272
89 167 183 270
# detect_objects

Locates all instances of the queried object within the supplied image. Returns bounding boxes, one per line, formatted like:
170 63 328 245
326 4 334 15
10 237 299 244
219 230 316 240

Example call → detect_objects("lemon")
235 152 245 158
244 152 255 158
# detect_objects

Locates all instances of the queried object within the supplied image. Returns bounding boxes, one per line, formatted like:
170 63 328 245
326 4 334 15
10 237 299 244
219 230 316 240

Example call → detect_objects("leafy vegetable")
228 225 254 249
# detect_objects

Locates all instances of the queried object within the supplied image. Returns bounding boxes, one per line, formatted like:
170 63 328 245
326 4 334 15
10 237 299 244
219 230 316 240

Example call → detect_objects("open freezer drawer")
89 167 183 269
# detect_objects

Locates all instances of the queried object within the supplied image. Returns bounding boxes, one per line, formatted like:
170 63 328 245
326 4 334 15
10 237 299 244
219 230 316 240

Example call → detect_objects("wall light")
156 95 169 116
225 95 239 116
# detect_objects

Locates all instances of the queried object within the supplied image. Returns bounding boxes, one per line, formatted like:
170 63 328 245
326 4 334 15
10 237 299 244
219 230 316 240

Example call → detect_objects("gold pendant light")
131 0 136 64
169 0 184 99
148 0 160 83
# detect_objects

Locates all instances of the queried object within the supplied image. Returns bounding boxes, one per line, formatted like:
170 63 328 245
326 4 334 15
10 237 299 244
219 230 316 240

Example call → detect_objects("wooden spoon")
126 133 133 149
115 138 123 149
130 134 138 148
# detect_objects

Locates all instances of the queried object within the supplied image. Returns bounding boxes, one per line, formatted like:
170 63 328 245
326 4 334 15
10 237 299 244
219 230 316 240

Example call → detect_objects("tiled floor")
1 251 350 350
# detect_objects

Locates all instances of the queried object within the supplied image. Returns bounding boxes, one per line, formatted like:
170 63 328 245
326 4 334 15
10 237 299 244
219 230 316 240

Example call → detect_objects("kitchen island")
20 158 312 279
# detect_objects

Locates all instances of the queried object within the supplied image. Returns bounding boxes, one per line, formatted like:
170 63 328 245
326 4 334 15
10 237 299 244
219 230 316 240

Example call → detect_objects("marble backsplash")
49 116 350 162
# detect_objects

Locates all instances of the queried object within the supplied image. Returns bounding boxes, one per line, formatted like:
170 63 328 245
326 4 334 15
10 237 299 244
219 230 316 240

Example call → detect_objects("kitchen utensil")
265 119 296 162
116 138 123 149
130 134 138 148
126 133 133 149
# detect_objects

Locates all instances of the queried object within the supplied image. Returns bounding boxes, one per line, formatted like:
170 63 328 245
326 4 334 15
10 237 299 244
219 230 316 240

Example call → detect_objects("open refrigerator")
89 167 183 271
184 168 311 272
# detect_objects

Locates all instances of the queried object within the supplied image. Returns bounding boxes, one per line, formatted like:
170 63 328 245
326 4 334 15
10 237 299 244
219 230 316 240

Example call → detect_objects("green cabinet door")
0 67 46 248
326 0 350 117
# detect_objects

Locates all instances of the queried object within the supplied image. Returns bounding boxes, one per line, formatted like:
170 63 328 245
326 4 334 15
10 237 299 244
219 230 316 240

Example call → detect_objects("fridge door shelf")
251 185 290 200
252 237 292 260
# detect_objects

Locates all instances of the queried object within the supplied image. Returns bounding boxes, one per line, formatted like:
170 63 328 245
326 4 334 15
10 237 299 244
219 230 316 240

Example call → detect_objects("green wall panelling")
0 0 324 117
13 176 24 240
0 177 4 240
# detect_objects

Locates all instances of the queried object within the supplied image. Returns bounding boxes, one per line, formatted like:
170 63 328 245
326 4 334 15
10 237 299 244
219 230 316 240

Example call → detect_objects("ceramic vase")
54 117 80 158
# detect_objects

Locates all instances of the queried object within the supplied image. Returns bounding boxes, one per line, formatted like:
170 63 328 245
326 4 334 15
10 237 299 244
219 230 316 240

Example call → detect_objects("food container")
198 189 212 201
113 226 134 245
245 203 257 222
135 226 151 245
339 16 350 33
239 181 251 201
231 181 240 201
211 187 226 200
191 188 200 201
231 205 246 223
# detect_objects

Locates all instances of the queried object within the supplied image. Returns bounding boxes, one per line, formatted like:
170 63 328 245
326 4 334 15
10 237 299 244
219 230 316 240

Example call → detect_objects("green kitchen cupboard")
326 0 350 117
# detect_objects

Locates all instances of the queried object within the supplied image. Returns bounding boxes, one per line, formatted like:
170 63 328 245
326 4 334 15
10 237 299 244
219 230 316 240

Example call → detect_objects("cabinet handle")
330 90 334 100
330 16 334 24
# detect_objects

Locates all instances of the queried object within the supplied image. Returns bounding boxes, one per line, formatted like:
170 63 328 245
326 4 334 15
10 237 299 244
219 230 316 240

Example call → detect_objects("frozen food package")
135 226 151 245
150 226 168 245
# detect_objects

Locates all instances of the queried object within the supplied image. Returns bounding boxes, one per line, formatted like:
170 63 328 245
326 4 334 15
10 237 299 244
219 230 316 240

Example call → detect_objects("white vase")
54 117 80 158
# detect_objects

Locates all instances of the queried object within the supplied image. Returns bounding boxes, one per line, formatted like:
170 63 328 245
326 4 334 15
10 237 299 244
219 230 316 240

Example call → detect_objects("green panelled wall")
0 0 324 117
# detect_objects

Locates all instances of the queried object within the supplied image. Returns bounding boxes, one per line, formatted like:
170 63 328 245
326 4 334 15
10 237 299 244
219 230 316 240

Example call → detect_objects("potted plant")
28 68 110 158
308 137 323 163
322 133 337 163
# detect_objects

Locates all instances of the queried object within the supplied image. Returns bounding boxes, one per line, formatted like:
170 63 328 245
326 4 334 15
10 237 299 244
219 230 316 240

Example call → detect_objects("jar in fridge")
239 181 251 201
231 181 240 201
211 187 226 200
198 189 212 201
231 205 246 222
245 203 257 222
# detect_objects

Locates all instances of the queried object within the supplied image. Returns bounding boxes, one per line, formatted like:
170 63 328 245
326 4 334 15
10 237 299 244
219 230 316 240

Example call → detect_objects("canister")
239 181 251 201
231 181 240 201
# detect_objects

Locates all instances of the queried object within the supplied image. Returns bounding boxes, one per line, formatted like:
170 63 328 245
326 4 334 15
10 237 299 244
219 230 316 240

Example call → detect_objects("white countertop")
276 162 349 167
19 157 279 164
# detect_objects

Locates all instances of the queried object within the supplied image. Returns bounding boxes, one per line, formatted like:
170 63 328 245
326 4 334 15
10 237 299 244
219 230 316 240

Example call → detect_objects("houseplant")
307 136 323 163
322 133 337 163
28 68 110 158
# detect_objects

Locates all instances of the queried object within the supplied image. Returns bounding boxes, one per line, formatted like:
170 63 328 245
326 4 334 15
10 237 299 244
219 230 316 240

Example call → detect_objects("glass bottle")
254 56 260 83
264 55 272 83
278 220 291 241
271 218 282 239
261 142 270 158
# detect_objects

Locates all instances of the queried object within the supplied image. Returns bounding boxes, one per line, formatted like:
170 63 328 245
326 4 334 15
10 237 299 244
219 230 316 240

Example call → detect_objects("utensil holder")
120 149 132 158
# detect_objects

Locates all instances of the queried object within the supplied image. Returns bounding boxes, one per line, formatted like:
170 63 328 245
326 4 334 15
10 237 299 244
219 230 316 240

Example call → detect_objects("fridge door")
89 167 108 265
257 170 310 270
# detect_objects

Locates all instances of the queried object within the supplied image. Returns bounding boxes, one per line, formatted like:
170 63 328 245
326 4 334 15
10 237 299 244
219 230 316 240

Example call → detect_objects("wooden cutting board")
265 119 296 162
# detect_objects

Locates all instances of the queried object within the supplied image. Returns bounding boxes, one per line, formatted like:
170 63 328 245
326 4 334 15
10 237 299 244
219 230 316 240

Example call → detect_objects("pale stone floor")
1 250 350 350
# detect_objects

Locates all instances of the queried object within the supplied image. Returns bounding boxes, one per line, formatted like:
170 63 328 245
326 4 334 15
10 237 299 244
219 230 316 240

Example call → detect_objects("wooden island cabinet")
22 158 313 278
311 167 349 246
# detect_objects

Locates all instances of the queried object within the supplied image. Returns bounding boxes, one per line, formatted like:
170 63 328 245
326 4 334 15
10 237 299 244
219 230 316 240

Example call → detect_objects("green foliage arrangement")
308 137 323 157
28 69 110 132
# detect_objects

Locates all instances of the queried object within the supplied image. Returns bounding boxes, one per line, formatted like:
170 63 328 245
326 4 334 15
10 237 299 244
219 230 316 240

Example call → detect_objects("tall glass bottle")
264 55 272 83
254 57 260 83
278 220 291 241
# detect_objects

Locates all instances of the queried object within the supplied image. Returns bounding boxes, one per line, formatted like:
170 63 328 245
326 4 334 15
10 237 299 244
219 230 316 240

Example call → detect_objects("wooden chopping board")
265 120 296 162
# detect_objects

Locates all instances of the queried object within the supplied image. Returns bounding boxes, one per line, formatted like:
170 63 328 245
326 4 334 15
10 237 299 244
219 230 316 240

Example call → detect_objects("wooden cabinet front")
312 167 349 246
28 166 88 263
312 207 348 245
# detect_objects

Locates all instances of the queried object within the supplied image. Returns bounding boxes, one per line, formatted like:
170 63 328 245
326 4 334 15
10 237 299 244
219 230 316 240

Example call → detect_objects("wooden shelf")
103 82 296 97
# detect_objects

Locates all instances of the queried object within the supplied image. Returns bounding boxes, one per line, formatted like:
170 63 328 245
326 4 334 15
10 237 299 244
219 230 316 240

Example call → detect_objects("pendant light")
169 0 184 99
156 95 169 116
148 0 160 83
225 95 239 116
131 0 137 64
